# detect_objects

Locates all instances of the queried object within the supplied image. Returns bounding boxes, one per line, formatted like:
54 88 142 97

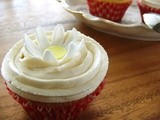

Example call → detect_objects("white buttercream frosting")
1 25 109 103
141 0 160 9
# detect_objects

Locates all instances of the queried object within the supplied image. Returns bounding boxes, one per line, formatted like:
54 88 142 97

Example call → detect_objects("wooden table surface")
0 0 160 120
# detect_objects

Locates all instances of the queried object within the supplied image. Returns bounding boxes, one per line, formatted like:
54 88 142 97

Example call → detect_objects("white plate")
60 0 160 41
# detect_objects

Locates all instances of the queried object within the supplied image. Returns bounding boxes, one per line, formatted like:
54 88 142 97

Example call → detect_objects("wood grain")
0 0 160 120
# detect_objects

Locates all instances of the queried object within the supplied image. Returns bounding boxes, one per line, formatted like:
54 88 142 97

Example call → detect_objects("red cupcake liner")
5 80 106 120
87 0 132 22
137 0 160 22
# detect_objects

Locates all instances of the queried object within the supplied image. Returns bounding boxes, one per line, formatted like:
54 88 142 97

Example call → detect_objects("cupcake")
137 0 160 21
1 24 109 120
87 0 132 22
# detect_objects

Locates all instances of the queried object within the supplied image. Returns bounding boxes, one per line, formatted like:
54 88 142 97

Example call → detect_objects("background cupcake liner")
5 80 106 120
87 0 132 22
137 0 160 22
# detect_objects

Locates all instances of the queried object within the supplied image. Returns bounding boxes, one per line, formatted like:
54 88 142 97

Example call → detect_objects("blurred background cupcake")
87 0 132 22
137 0 160 21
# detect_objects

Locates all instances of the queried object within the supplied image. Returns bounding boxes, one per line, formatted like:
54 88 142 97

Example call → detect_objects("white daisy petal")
51 24 65 45
63 40 84 59
23 34 42 57
77 39 84 50
36 26 50 49
42 51 57 63
24 45 34 56
63 28 78 48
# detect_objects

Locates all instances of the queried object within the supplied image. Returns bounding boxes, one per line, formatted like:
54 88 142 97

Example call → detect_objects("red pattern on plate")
87 0 132 22
5 80 106 120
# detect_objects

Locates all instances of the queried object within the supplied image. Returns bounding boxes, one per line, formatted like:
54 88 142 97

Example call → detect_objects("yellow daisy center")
46 46 67 60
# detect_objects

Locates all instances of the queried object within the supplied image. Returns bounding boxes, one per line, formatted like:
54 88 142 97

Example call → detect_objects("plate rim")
61 0 160 41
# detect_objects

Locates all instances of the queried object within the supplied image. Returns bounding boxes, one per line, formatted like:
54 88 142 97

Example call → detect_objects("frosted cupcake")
137 0 160 21
1 24 109 120
87 0 132 22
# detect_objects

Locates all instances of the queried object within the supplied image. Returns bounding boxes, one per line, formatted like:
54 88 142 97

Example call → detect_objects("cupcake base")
87 0 132 22
5 80 105 120
137 0 160 22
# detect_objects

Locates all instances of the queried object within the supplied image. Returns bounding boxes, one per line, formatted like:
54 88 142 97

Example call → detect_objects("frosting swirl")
1 25 109 103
